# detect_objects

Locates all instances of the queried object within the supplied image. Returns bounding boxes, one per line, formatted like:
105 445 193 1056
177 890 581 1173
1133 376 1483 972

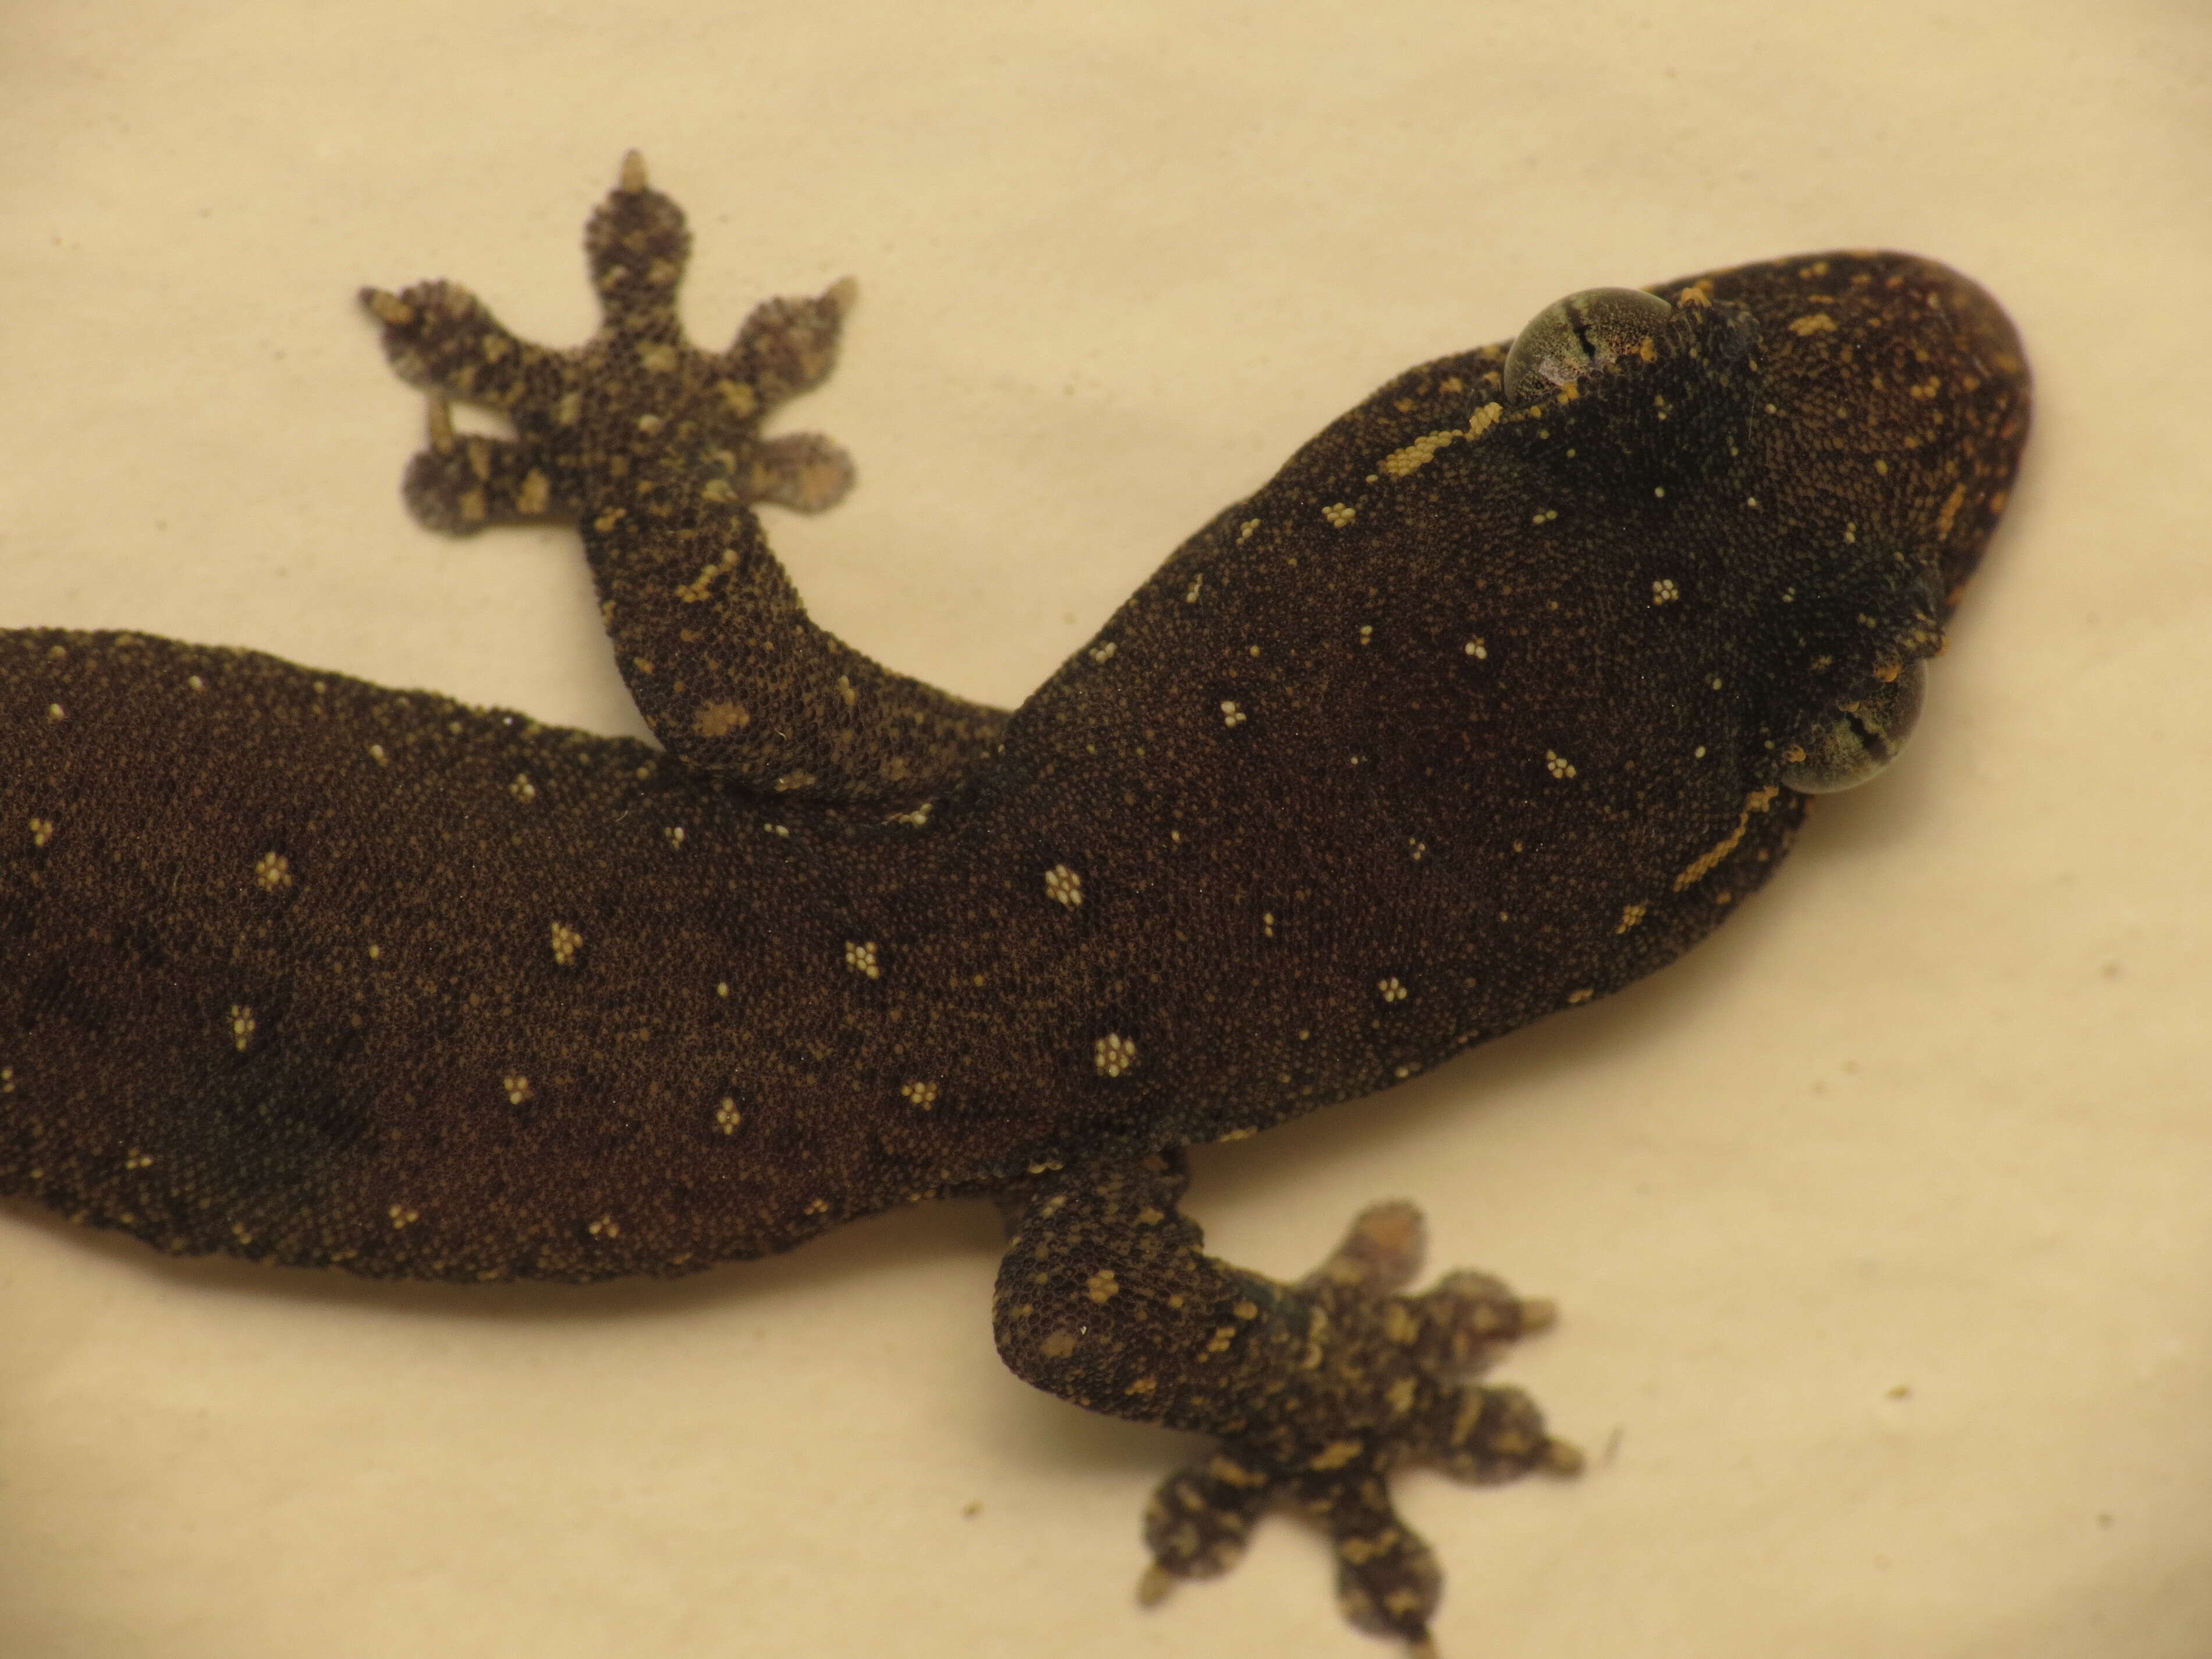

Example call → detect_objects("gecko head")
1467 252 2029 798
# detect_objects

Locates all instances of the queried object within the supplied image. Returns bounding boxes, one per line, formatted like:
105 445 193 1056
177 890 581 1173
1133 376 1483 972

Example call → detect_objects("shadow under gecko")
0 153 2028 1653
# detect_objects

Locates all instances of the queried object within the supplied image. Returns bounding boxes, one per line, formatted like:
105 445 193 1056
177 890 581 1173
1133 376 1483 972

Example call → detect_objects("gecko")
0 154 2028 1653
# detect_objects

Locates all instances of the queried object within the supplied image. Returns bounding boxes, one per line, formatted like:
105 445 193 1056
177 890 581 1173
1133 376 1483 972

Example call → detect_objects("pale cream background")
2 3 2206 1656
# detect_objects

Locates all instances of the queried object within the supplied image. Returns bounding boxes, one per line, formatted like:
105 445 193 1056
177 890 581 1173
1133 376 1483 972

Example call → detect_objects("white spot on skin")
1044 865 1083 908
1545 750 1578 779
228 1005 256 1051
1088 641 1117 664
550 922 583 966
254 852 292 891
901 1080 939 1108
845 941 881 979
715 1097 742 1134
1378 976 1409 1004
1651 578 1680 605
1238 518 1260 542
1220 700 1246 728
1094 1033 1139 1077
1185 575 1204 603
502 1073 533 1105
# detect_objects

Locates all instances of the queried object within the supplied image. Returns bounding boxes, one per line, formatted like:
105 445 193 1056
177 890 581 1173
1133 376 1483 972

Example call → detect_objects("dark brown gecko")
0 154 2027 1653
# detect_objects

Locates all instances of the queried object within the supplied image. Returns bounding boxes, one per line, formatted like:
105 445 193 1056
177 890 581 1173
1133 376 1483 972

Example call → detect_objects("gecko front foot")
1139 1202 1578 1651
995 1162 1577 1654
357 154 1010 800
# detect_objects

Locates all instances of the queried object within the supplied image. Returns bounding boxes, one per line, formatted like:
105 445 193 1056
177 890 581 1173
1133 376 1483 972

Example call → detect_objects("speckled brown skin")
0 157 2027 1651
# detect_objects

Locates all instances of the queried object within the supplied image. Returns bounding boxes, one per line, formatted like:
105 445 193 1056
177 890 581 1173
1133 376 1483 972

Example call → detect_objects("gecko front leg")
361 153 1008 805
992 1153 1579 1653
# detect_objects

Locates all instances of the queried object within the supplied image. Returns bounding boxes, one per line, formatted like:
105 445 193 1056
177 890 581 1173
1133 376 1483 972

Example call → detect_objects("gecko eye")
1780 660 1927 793
1502 288 1676 404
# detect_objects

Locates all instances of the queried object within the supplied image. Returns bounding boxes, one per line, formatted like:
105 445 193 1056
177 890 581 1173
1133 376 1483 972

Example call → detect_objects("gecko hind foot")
1138 1202 1579 1650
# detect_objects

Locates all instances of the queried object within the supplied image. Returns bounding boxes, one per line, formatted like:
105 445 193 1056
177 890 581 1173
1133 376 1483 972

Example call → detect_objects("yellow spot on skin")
367 744 388 765
1464 637 1487 659
1936 483 1968 537
550 921 584 966
1220 700 1246 728
186 675 205 692
1545 750 1578 779
1651 578 1680 605
845 941 881 979
1125 1375 1157 1395
1617 903 1647 934
1087 640 1117 664
637 342 679 374
502 1074 533 1105
45 703 65 722
1044 864 1083 908
1387 1376 1419 1415
692 700 750 737
0 1067 12 1094
1041 1331 1078 1359
1094 1033 1139 1077
663 825 685 849
254 852 293 891
1675 786 1781 890
804 1197 831 1215
515 470 551 515
389 1204 420 1229
1321 502 1357 528
1378 976 1408 1004
1309 1440 1364 1472
1567 988 1594 1005
1789 313 1838 335
1237 518 1260 541
588 1215 621 1239
228 1005 256 1051
715 1097 743 1134
28 817 55 847
123 1149 154 1171
1185 574 1204 603
1086 1270 1121 1304
900 1080 938 1108
509 773 537 803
